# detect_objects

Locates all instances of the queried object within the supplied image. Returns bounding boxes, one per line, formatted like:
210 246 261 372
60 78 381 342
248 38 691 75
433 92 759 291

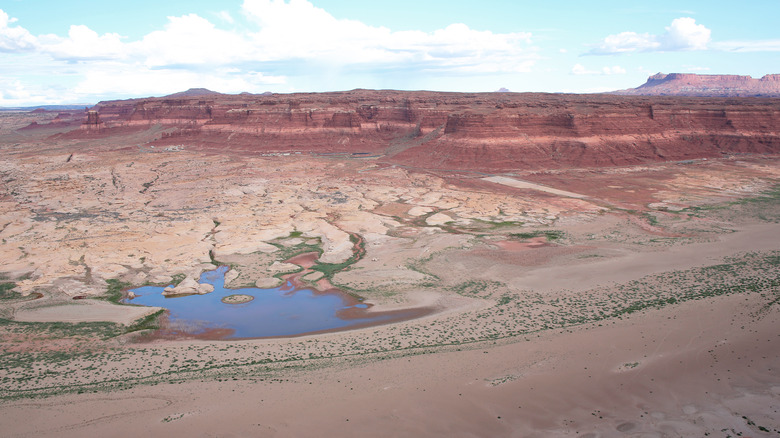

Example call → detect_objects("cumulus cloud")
217 11 235 24
134 14 251 67
572 63 626 75
660 17 710 50
0 1 540 103
40 25 126 61
3 1 537 72
240 0 535 71
0 10 37 52
588 17 711 55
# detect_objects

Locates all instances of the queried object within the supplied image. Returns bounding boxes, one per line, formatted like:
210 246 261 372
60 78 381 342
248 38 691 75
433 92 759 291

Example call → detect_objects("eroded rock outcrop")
163 277 214 296
76 89 780 171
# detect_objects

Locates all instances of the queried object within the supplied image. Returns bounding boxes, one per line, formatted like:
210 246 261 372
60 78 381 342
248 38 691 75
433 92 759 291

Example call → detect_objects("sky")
1 0 779 106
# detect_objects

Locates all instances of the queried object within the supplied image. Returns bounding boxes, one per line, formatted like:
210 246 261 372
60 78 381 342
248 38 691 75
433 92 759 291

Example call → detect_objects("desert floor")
1 113 779 437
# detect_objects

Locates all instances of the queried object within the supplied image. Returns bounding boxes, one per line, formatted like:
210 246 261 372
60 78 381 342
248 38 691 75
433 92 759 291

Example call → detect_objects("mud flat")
2 274 779 438
13 300 159 325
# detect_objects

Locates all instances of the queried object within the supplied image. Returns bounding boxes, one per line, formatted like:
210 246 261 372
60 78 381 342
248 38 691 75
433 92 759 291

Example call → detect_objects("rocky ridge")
614 73 780 97
76 89 780 171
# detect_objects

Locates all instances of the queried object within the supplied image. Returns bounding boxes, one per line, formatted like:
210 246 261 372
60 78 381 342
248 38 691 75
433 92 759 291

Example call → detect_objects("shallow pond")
126 266 399 339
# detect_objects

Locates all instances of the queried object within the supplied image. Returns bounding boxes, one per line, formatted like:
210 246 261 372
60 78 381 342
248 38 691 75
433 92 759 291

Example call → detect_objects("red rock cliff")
614 73 780 97
82 89 780 171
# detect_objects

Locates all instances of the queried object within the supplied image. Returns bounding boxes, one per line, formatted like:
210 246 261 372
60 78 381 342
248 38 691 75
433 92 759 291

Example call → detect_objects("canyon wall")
81 89 780 171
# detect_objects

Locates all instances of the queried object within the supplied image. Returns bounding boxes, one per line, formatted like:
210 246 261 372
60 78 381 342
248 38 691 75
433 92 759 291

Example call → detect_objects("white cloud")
0 76 69 106
217 11 234 24
0 10 37 52
134 14 251 67
73 64 286 98
572 64 626 75
572 63 590 75
661 17 710 50
588 17 711 55
40 25 126 60
0 1 540 103
713 40 780 52
595 31 659 54
4 1 537 73
602 65 626 75
240 0 536 71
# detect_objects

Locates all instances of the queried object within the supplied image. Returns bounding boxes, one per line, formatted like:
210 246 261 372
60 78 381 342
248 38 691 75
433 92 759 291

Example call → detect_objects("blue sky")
1 0 779 105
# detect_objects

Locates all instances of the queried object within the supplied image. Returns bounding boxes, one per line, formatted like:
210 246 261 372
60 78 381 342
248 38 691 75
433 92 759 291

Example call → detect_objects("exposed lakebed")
126 265 416 339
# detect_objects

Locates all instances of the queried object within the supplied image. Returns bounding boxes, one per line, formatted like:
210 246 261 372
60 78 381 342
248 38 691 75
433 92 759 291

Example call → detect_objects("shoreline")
2 284 777 437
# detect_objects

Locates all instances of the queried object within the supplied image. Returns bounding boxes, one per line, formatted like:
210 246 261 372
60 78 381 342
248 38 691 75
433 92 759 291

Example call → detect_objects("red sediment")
494 238 551 251
285 251 319 269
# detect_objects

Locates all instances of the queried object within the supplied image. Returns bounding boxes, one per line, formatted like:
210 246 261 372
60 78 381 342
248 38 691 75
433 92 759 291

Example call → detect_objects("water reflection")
126 266 395 339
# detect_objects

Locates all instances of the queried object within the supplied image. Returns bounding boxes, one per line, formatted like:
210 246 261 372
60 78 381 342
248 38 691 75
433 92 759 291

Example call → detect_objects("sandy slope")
3 289 778 438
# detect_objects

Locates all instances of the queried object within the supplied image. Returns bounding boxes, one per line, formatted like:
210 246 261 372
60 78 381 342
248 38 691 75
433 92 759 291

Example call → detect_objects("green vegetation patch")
0 317 125 340
170 273 186 286
312 233 365 280
510 230 565 241
0 281 21 301
101 279 131 304
269 234 323 261
450 280 505 297
679 184 780 222
125 309 164 334
2 250 778 401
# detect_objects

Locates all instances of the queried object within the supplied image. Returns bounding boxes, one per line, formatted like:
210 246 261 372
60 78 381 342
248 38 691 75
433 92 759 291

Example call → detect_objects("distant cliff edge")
613 73 780 97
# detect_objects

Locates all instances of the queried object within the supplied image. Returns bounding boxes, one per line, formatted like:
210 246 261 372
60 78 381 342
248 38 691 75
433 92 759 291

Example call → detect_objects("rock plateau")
76 89 780 172
613 72 780 97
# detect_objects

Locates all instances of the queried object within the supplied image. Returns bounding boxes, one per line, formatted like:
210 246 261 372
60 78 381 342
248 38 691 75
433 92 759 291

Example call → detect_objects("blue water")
126 266 391 339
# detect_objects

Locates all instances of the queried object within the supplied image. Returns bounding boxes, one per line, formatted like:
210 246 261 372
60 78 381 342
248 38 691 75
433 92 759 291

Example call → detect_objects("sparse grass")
0 281 21 300
643 213 659 226
312 233 365 280
679 184 780 222
170 273 186 286
125 309 164 334
269 234 323 260
2 250 778 401
450 280 504 297
470 219 525 229
0 317 125 339
102 279 131 304
510 230 564 241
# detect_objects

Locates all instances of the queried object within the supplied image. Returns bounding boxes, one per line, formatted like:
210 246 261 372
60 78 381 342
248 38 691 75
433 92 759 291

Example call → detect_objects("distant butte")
163 88 223 98
613 72 780 97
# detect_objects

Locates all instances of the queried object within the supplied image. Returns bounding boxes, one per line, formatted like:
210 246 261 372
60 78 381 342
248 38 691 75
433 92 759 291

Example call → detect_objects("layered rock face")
614 73 780 97
81 89 780 171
